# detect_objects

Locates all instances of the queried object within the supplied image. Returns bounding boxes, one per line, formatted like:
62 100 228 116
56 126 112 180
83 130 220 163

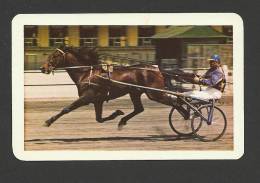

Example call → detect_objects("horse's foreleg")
118 92 144 130
94 101 124 123
44 97 89 127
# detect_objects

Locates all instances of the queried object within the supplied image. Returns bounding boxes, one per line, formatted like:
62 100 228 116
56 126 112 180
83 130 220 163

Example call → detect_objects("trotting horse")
40 46 196 129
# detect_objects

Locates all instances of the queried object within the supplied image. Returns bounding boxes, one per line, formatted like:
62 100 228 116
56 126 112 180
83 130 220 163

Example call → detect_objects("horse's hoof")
115 110 124 116
43 119 52 127
117 124 124 131
118 120 127 130
97 120 105 123
43 122 51 127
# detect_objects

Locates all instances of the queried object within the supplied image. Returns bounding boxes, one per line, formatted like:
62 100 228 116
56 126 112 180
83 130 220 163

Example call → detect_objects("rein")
52 63 193 90
49 49 208 90
95 74 185 97
54 64 182 78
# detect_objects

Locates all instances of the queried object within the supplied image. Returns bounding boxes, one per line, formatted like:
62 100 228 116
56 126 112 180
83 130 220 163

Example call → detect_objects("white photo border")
12 13 244 160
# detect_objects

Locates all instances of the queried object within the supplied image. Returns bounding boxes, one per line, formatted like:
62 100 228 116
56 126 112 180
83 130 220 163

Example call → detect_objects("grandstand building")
24 25 232 69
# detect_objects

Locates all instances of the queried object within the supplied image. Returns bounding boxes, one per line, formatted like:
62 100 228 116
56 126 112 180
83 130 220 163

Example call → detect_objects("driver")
183 54 225 100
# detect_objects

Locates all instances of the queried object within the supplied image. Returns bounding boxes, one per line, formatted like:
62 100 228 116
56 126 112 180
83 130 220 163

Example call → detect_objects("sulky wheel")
191 105 227 142
169 107 201 136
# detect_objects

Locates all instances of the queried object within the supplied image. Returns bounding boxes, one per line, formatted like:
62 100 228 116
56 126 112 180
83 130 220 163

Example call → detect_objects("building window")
223 26 233 36
109 26 126 47
223 26 233 44
80 26 98 47
24 25 38 47
49 26 68 47
138 26 155 46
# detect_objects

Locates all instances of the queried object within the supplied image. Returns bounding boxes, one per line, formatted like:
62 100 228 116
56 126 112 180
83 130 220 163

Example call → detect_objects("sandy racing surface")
24 96 233 151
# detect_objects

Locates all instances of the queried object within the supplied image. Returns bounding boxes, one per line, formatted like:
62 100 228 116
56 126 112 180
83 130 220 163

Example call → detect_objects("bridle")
48 48 66 71
56 48 66 56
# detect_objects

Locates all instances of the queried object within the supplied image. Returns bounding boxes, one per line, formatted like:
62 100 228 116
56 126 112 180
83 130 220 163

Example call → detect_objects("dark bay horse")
40 47 195 129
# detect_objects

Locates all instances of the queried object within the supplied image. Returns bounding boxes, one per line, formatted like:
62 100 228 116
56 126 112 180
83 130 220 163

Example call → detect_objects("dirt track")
24 97 233 151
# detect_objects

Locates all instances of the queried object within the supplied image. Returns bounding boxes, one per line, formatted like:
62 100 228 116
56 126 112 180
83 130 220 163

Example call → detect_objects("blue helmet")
208 54 221 62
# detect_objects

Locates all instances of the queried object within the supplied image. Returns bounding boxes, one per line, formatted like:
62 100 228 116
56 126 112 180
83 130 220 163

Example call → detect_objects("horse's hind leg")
146 91 178 106
44 96 89 127
94 101 124 123
145 91 189 119
118 92 144 130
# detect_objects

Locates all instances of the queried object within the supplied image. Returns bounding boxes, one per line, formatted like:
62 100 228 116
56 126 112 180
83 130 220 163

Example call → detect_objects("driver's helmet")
208 54 221 62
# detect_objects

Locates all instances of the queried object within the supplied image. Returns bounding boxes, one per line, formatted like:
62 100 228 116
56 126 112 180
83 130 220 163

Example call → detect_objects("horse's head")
40 48 68 74
40 46 99 74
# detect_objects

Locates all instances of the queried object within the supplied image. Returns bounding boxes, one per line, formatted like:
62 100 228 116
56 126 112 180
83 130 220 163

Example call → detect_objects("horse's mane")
61 46 100 66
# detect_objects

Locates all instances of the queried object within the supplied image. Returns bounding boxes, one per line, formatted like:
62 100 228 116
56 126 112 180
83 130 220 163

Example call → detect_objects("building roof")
152 26 228 39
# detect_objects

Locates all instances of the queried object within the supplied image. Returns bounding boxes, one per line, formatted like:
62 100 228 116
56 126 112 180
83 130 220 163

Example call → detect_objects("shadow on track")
25 134 195 144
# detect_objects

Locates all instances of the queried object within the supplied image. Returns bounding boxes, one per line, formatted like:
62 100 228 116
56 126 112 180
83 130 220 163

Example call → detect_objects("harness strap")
56 48 66 55
88 66 93 85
